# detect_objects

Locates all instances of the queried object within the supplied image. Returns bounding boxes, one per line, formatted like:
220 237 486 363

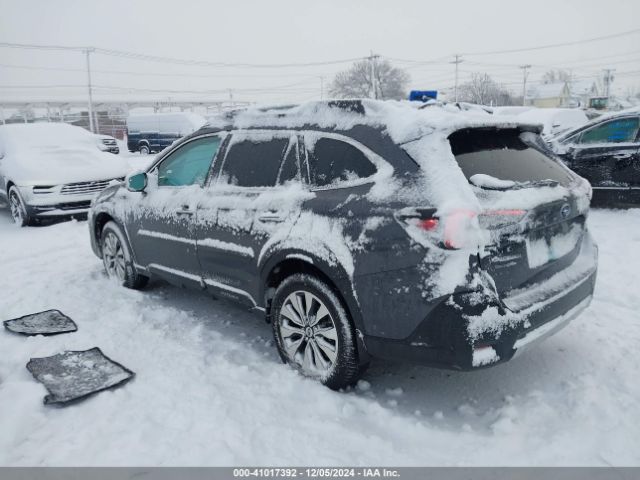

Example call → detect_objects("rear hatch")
449 127 589 301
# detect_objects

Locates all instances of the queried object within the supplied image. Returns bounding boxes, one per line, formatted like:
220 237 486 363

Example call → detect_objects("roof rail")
326 99 365 115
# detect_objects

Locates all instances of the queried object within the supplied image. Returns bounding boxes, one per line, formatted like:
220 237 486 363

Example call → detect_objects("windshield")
449 128 573 187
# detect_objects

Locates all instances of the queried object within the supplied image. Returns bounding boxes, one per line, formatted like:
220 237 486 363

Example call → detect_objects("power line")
461 27 640 56
0 41 363 69
0 62 326 79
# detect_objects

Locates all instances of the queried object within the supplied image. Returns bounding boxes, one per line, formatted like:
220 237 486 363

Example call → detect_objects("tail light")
399 207 527 250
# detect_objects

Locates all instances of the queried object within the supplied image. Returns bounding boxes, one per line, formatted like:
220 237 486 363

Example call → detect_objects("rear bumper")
363 232 598 370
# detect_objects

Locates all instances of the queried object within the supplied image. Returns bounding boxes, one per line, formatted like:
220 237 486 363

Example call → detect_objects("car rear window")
307 137 377 188
449 128 573 186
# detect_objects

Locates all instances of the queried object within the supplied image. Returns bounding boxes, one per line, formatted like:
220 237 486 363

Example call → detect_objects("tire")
138 144 150 155
8 186 33 227
271 273 360 390
101 221 148 289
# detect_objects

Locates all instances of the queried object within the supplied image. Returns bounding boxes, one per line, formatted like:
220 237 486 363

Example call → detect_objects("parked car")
0 123 130 226
95 134 120 154
89 100 597 389
126 112 206 154
550 108 640 207
514 108 589 138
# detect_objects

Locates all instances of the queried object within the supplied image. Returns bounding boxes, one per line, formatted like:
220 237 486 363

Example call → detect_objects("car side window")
219 136 289 188
157 136 221 187
277 141 300 185
577 117 640 145
306 137 376 188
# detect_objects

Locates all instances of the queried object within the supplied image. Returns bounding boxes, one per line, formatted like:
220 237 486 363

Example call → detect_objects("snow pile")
472 347 500 367
469 174 517 190
492 108 589 137
526 223 583 269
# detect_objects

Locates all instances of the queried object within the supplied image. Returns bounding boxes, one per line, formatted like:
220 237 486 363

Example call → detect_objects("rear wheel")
138 144 150 155
9 186 32 227
101 221 148 289
271 273 360 389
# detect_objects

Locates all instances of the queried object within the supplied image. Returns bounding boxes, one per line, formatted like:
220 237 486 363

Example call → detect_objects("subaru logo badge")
560 203 571 219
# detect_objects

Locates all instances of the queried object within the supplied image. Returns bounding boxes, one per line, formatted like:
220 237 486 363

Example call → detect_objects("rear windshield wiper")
511 179 560 190
469 174 559 191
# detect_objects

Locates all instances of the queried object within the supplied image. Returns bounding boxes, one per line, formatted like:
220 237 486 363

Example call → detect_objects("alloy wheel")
102 232 126 281
278 290 339 375
9 191 24 225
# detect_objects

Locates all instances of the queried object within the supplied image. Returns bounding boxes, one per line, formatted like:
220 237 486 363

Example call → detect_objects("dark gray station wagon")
89 100 598 389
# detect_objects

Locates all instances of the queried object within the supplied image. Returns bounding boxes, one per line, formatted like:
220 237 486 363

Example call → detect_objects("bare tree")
330 59 410 100
541 69 572 84
456 73 516 106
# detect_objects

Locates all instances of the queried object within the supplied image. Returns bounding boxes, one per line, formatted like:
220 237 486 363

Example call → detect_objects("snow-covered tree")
330 59 410 100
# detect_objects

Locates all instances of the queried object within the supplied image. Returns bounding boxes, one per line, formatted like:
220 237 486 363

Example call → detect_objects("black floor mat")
3 310 77 336
26 347 135 405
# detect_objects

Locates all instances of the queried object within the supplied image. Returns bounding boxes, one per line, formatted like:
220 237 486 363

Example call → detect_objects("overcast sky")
1 0 639 105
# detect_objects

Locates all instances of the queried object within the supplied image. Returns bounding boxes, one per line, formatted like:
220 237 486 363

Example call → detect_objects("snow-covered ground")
0 207 639 466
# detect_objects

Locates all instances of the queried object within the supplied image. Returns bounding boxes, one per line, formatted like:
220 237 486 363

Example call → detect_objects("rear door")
560 115 640 204
196 131 301 307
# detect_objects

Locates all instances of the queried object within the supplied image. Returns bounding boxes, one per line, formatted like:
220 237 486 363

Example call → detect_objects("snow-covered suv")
88 100 598 389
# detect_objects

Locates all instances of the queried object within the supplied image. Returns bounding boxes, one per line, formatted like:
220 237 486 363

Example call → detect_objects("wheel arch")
92 212 140 269
92 211 115 253
259 249 369 364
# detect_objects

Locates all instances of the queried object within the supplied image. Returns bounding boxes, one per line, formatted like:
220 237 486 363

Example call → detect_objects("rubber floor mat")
26 347 135 405
3 310 77 336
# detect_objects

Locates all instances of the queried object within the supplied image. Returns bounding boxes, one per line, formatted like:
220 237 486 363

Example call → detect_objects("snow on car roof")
0 122 96 152
205 99 543 143
553 106 640 142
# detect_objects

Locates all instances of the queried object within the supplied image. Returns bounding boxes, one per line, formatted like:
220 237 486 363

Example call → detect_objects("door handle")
175 206 194 216
258 212 285 223
613 153 632 160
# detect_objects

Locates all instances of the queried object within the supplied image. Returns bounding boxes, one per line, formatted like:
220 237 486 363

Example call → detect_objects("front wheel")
271 273 360 390
101 221 148 289
138 144 150 155
9 186 32 227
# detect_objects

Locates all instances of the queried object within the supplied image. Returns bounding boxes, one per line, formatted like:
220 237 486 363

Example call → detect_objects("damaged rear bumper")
363 232 598 370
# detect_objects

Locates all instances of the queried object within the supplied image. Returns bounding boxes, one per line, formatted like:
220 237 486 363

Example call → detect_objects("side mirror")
127 172 148 192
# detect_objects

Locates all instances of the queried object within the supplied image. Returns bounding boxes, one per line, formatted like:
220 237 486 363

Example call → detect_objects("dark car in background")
89 100 597 389
551 108 640 207
126 112 206 154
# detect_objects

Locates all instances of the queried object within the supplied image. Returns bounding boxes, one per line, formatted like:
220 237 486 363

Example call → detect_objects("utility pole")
84 48 95 133
319 76 324 100
368 52 380 99
603 68 615 99
520 64 531 106
451 54 463 102
0 106 5 125
229 89 234 109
